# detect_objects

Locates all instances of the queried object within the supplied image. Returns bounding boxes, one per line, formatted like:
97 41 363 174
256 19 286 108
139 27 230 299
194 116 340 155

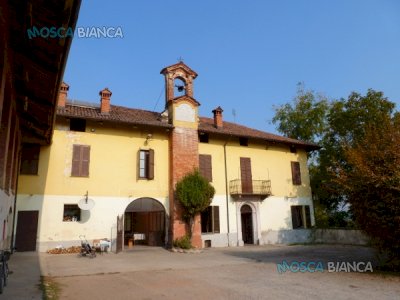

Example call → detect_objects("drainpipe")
223 138 230 246
10 149 22 253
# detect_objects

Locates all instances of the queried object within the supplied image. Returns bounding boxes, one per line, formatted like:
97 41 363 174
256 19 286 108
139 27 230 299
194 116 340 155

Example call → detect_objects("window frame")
201 206 220 234
291 161 302 185
63 204 81 222
69 118 87 132
291 205 311 229
138 149 154 180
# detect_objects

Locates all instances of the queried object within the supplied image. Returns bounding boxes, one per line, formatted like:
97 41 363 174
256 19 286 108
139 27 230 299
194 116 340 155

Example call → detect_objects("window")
201 206 220 233
138 149 154 179
199 133 209 143
63 204 81 222
291 205 311 229
71 145 90 177
291 161 301 185
70 118 86 132
199 154 212 182
239 137 248 146
290 145 297 153
20 144 40 175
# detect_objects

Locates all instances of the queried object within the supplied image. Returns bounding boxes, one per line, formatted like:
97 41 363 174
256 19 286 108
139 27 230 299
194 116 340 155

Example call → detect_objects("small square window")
70 118 86 132
290 146 297 153
199 133 209 143
63 204 81 222
239 137 248 146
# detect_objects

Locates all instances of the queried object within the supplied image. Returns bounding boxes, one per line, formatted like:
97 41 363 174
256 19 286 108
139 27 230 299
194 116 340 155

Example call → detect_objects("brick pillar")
169 127 202 248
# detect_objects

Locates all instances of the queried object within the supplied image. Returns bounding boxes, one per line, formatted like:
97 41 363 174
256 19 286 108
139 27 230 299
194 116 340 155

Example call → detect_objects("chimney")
99 88 112 114
212 106 223 128
58 82 69 108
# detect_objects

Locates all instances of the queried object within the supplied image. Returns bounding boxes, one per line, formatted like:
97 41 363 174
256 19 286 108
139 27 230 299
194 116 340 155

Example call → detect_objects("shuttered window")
201 206 220 233
71 145 90 177
291 205 312 229
199 154 212 182
291 161 301 185
138 149 154 180
240 157 253 193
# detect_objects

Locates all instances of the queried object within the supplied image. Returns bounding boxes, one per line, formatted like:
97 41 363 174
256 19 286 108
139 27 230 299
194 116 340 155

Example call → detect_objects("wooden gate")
15 211 39 251
116 215 123 253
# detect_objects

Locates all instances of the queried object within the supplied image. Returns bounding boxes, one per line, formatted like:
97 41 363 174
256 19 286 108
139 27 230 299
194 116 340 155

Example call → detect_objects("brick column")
169 127 202 248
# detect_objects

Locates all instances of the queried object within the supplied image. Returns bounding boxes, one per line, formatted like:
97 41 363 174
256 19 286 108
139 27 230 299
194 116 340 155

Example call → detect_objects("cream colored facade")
15 63 317 251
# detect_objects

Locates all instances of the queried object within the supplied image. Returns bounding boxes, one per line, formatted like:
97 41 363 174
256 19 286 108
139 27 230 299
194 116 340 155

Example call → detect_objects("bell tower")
160 61 198 103
160 62 202 248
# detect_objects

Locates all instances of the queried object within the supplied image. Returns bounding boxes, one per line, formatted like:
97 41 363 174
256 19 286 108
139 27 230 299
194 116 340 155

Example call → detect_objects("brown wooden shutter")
213 206 220 233
240 157 253 193
81 145 90 177
291 161 301 185
71 145 81 176
148 149 154 180
291 206 302 229
72 145 90 177
199 154 212 182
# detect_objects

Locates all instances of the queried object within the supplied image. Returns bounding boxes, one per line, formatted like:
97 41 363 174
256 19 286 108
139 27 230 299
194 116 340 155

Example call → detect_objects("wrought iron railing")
229 179 272 199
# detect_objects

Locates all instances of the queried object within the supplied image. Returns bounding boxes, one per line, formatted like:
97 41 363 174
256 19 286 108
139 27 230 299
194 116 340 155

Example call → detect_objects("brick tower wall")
169 127 202 248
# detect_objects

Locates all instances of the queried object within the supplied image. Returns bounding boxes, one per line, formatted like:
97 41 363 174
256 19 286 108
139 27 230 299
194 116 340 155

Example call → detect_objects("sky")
64 0 400 134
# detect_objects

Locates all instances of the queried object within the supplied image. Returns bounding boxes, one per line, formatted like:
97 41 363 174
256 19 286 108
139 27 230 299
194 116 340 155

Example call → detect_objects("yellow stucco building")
15 63 318 251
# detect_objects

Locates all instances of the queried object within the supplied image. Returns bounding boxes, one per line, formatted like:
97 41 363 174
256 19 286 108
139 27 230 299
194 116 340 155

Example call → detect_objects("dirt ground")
41 245 400 300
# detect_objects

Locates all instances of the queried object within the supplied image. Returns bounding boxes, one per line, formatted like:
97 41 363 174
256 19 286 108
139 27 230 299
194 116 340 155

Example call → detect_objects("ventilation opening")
204 240 212 248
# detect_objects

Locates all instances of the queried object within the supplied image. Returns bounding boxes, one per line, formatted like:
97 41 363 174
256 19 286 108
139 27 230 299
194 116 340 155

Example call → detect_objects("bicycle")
0 249 10 294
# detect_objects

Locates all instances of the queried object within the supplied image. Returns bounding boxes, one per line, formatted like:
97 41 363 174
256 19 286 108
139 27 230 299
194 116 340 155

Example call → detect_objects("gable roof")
57 103 172 129
57 102 319 151
198 117 319 151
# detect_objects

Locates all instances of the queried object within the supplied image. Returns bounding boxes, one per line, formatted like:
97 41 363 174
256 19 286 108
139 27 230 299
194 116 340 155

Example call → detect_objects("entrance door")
240 157 253 194
241 205 254 244
15 211 38 251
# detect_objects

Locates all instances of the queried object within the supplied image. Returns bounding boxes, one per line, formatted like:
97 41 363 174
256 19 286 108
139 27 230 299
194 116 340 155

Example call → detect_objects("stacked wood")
46 246 81 254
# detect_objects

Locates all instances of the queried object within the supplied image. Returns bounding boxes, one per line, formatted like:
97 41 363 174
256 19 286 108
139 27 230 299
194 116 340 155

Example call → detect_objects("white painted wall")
16 194 169 252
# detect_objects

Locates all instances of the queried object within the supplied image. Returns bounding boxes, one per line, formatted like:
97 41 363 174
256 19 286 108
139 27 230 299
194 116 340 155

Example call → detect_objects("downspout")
223 138 231 246
10 149 22 253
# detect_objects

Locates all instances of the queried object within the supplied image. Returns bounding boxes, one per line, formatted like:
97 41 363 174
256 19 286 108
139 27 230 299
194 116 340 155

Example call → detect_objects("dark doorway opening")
241 205 254 244
124 198 165 247
15 210 39 251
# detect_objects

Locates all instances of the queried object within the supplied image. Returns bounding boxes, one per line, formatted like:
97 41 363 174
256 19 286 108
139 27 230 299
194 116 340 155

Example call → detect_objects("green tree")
335 118 400 270
175 170 216 240
273 87 397 221
272 82 329 143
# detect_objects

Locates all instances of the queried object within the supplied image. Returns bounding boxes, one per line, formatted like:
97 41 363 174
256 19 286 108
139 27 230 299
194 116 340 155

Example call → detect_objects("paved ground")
3 245 400 299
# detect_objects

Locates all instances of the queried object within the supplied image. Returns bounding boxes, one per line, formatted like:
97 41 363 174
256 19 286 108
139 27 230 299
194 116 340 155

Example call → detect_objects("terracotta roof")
57 103 319 151
57 103 172 129
198 117 319 151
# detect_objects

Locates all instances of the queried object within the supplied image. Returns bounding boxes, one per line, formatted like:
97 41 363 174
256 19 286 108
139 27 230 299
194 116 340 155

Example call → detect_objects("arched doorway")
241 204 254 244
124 198 165 247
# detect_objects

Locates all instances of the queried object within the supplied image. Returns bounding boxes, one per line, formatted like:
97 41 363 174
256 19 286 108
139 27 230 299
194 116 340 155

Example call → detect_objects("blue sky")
64 0 400 134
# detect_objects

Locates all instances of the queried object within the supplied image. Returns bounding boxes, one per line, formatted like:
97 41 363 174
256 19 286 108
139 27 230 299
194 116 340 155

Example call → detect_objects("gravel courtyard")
5 244 400 299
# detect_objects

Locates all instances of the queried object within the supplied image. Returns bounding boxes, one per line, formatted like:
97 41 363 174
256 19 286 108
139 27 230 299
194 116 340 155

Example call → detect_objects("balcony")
229 179 272 200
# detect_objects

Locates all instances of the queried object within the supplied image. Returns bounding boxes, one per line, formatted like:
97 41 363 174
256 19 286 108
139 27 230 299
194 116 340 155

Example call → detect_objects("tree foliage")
175 170 216 237
335 118 400 270
273 87 400 269
272 83 329 143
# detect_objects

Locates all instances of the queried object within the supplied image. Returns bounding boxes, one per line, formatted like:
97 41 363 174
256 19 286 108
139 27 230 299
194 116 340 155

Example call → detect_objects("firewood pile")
47 246 81 254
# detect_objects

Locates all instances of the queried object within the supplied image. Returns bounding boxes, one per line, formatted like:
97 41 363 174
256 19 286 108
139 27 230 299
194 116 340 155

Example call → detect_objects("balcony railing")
229 179 272 200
